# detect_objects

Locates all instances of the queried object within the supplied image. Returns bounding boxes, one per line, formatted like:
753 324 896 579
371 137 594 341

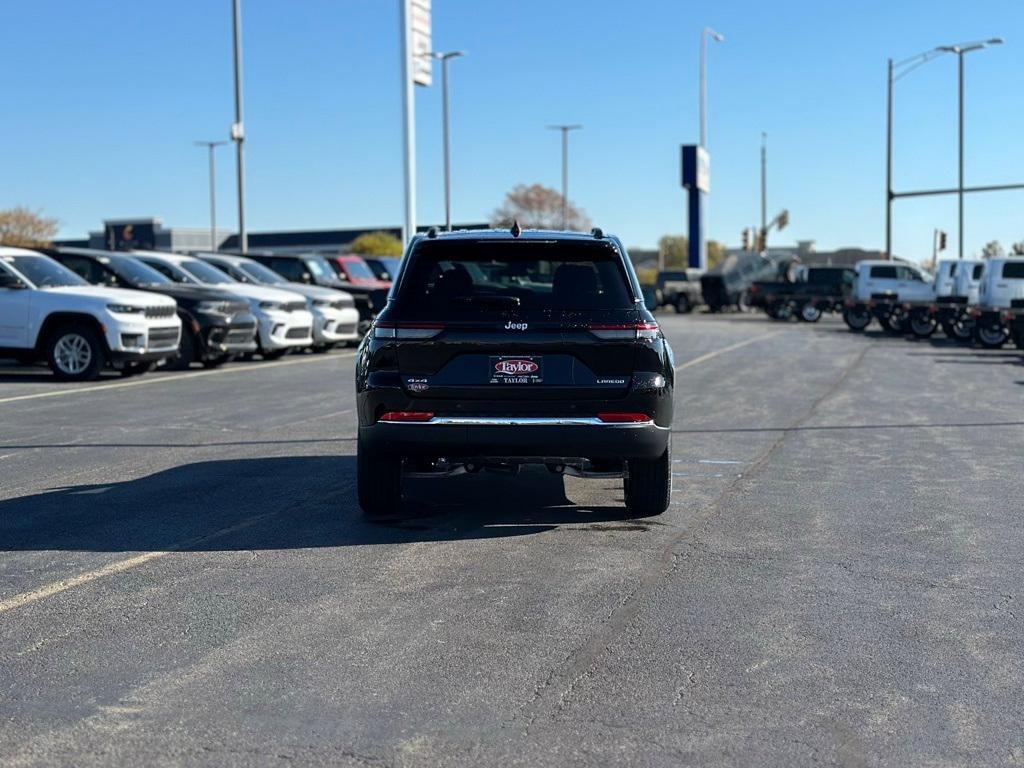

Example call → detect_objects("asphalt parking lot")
2 312 1023 767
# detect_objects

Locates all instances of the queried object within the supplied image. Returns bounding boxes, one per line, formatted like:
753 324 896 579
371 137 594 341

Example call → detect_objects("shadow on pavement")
0 456 643 552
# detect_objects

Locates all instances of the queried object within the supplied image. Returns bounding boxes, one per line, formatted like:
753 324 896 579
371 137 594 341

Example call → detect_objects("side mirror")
0 272 27 290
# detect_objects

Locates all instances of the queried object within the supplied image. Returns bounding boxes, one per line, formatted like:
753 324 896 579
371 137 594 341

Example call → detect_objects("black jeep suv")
355 228 674 518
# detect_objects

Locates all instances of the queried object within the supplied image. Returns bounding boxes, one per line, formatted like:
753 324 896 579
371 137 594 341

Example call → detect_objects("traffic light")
938 230 947 251
756 228 767 252
776 210 789 231
742 228 751 250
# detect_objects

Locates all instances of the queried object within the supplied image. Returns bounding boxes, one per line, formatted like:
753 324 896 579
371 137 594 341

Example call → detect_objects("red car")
328 255 391 290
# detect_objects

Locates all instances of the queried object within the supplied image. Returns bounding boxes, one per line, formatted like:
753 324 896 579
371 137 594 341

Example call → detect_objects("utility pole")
885 57 894 259
422 51 465 231
547 124 582 230
957 50 965 259
760 132 767 249
399 0 416 244
230 0 247 252
699 27 725 148
195 141 228 251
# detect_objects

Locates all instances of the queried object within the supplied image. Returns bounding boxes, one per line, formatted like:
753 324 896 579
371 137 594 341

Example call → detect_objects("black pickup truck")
750 266 855 322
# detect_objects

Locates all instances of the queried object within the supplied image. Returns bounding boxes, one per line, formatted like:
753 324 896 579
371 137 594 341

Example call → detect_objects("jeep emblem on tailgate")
504 321 528 330
494 359 539 375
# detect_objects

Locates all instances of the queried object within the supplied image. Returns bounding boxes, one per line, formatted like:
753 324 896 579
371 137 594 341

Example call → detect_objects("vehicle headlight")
259 301 283 310
107 304 145 314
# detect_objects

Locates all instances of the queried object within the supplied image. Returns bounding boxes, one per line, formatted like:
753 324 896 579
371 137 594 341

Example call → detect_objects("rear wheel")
942 318 973 342
909 310 937 338
357 440 403 519
624 443 671 517
974 322 1008 349
674 295 690 314
881 310 908 335
842 306 871 332
736 290 752 312
47 325 105 381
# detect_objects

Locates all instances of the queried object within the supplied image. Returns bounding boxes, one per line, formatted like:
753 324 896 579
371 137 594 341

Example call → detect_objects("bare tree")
491 184 592 232
0 207 59 247
1011 241 1024 256
981 240 1005 259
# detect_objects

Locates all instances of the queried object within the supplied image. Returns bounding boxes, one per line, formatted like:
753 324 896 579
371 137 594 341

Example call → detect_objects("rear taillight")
373 322 444 340
379 411 434 422
597 412 651 423
588 322 659 341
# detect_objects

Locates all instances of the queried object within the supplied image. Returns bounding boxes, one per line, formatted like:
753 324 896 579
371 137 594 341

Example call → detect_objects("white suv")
132 251 314 359
0 247 181 380
195 253 359 350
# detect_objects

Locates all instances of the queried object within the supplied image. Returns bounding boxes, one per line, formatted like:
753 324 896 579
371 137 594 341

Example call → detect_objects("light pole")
937 39 1003 259
421 51 465 231
230 0 248 252
699 27 724 148
885 38 1001 259
547 124 582 230
195 141 228 250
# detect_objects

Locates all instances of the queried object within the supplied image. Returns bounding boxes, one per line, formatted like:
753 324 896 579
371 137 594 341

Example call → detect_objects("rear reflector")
379 411 434 422
597 412 650 423
588 322 659 341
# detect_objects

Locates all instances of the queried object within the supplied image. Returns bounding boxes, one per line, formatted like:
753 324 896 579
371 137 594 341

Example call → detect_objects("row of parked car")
748 256 1024 349
0 246 397 380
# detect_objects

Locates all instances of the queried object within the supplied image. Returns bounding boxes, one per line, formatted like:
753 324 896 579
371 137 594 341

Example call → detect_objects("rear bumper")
359 418 670 461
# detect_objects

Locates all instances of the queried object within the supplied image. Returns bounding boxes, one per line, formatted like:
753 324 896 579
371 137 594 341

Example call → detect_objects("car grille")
285 326 311 339
225 327 256 344
148 327 180 348
335 322 357 335
284 301 307 313
144 305 176 319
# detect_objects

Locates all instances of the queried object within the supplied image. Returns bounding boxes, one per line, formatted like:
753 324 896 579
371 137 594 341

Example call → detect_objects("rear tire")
624 443 671 517
357 440 403 519
47 325 105 381
674 295 690 314
842 306 871 332
881 310 908 335
974 322 1008 349
942 318 973 342
909 311 937 338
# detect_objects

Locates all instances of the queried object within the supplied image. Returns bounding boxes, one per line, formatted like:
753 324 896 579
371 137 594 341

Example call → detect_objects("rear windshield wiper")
452 295 521 309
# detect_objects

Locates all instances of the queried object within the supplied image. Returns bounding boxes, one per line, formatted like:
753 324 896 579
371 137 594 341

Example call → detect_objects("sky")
2 0 1023 259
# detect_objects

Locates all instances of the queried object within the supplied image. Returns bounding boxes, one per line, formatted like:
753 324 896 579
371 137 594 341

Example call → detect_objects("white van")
971 258 1024 348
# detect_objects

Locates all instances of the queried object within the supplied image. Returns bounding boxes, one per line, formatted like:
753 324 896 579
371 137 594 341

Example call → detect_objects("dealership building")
55 217 487 254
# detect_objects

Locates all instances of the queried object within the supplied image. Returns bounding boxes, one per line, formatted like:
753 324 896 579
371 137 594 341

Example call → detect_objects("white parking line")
0 352 357 406
674 332 781 373
0 512 277 615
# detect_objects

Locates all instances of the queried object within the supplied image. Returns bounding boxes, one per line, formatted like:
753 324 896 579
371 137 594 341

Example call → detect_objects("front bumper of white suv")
254 301 314 351
103 305 183 362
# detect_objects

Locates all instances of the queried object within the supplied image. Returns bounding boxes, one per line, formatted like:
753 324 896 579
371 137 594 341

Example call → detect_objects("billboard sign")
104 221 157 251
681 144 710 194
411 0 432 87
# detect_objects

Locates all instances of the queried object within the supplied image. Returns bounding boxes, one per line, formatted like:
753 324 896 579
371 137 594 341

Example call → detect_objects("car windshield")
397 239 635 317
307 257 338 281
368 257 401 280
238 261 287 285
180 259 237 285
107 254 171 286
342 258 376 280
3 255 87 288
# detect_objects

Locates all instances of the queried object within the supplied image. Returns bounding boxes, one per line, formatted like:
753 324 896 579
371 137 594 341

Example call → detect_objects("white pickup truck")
971 257 1024 348
843 260 934 335
929 259 984 341
0 247 181 380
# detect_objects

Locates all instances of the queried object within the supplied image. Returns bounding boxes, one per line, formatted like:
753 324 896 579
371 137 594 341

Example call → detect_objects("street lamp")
194 141 228 250
420 50 465 231
936 38 1003 259
230 0 248 252
546 124 583 230
699 27 724 148
885 38 1002 259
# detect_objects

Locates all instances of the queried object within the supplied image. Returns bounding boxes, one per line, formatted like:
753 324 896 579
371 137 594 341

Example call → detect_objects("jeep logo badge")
504 321 528 331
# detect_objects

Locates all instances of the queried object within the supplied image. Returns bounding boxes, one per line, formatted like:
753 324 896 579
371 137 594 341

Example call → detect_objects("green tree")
706 239 726 269
0 206 58 247
657 235 688 268
349 231 403 257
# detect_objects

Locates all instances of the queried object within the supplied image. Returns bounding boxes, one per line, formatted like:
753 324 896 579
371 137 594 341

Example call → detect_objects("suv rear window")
396 239 635 316
1002 262 1024 279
